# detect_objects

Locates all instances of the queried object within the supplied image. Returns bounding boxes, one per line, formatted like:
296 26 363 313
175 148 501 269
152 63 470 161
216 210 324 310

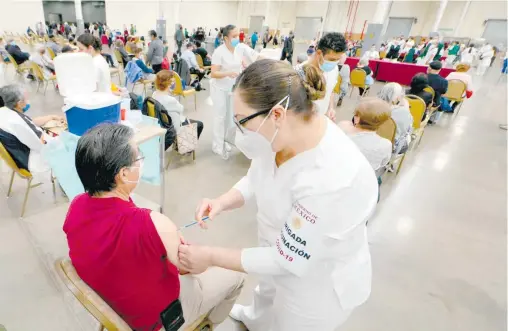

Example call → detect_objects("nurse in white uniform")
294 32 346 122
178 59 378 331
210 24 260 157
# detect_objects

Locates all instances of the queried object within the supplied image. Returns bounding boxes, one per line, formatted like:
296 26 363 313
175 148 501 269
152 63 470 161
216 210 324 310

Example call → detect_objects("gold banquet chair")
46 47 56 60
172 72 197 111
405 94 428 149
30 62 57 95
55 258 212 331
376 118 407 175
349 68 368 97
195 54 211 71
0 141 54 217
423 85 439 115
443 79 467 115
5 53 31 77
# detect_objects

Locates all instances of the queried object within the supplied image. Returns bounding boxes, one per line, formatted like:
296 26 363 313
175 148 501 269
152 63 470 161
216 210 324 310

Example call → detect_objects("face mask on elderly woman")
124 157 144 190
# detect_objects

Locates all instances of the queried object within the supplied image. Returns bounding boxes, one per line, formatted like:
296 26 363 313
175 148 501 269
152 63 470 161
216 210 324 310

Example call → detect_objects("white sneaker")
229 304 246 321
225 143 232 152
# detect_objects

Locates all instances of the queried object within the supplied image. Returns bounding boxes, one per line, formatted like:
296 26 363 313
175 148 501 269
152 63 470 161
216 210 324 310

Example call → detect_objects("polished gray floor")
0 48 506 331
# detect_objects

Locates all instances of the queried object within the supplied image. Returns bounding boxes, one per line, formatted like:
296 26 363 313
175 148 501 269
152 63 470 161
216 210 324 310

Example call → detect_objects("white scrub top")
234 118 378 311
211 43 258 91
93 54 112 93
312 66 338 115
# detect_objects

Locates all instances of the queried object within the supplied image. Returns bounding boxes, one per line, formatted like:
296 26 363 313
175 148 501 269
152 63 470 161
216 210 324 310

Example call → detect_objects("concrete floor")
0 47 506 331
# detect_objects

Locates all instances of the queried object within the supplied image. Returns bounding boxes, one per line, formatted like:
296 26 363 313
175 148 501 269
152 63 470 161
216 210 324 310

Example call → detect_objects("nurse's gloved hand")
195 198 223 229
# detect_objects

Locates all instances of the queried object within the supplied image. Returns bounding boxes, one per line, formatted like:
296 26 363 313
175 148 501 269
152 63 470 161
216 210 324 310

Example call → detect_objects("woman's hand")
326 109 336 122
178 244 212 274
195 198 223 229
227 71 239 78
51 115 66 124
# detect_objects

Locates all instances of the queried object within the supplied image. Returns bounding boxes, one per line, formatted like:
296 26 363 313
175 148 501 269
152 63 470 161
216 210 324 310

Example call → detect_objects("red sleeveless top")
63 194 180 331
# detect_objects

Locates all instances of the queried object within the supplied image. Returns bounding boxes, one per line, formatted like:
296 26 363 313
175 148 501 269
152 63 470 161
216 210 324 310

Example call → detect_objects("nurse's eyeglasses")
234 95 290 134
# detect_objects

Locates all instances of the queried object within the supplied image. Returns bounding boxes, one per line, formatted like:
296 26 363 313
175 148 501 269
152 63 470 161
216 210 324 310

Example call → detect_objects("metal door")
482 19 508 51
384 17 414 40
249 16 264 35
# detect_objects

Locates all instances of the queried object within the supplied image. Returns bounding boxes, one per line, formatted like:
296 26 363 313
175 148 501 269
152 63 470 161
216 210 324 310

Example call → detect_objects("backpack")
141 97 177 150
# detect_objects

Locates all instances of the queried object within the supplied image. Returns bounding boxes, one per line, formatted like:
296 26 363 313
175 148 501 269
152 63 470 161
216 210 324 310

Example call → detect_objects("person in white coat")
178 59 378 331
476 43 494 76
362 44 380 60
210 24 260 158
294 32 346 121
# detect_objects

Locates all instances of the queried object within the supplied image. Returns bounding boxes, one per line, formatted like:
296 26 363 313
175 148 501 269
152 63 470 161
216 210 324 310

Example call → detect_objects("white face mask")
124 158 144 189
234 95 289 160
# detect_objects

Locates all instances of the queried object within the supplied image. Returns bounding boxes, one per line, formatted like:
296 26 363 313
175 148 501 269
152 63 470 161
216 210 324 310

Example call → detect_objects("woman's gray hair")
378 82 404 104
0 84 24 109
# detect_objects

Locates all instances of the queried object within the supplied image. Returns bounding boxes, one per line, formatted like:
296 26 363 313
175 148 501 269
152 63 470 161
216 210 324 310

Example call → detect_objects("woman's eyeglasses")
234 95 290 134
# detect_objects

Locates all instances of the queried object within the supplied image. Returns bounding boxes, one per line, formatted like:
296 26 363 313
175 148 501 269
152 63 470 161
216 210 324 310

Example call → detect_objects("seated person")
386 41 400 59
427 60 448 107
0 37 10 62
6 39 30 65
378 83 413 154
362 45 380 60
444 63 473 112
339 98 392 177
356 58 374 95
46 34 62 54
152 70 203 138
181 43 205 82
132 47 155 80
114 39 130 65
193 40 211 66
403 45 417 63
126 37 136 53
407 73 433 109
64 123 243 331
337 53 350 106
30 44 55 78
0 84 64 173
61 45 74 53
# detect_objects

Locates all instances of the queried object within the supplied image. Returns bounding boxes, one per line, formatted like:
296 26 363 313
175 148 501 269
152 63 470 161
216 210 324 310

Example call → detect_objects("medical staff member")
178 59 378 331
210 24 260 157
295 32 346 122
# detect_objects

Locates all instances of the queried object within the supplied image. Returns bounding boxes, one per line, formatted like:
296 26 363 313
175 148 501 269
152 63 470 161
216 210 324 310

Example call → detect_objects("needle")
179 216 209 231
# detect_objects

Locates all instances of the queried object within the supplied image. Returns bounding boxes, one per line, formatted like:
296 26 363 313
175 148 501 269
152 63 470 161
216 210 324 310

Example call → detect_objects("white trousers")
210 83 234 152
476 61 490 76
239 240 353 331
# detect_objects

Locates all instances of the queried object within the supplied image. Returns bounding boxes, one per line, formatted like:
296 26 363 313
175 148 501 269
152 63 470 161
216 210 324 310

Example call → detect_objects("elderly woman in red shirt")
63 124 244 331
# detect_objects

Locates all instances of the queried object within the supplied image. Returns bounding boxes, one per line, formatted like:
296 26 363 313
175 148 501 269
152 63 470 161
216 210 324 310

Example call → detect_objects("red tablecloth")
344 57 455 86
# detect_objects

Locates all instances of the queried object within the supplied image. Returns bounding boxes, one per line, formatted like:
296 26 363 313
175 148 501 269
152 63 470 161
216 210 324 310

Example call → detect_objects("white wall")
389 0 432 36
105 0 158 39
0 0 45 34
459 0 508 39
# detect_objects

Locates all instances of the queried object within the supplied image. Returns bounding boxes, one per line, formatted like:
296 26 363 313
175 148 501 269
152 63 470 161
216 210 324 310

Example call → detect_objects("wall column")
372 0 392 24
75 0 84 35
431 0 448 33
454 0 470 37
